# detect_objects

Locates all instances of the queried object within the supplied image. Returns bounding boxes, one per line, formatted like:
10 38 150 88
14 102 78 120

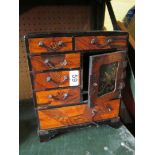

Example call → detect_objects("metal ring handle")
48 92 69 101
38 40 64 52
44 58 67 69
90 38 113 48
46 75 68 84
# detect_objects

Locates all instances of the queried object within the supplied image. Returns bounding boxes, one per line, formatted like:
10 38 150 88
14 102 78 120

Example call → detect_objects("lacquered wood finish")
75 35 127 51
36 87 80 106
31 53 80 72
38 99 120 129
33 70 80 91
28 37 72 53
24 31 128 140
88 51 127 107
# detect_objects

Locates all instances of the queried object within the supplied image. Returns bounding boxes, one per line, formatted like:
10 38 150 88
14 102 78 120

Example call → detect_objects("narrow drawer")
36 87 80 107
28 37 72 53
75 35 127 51
38 99 120 129
30 53 80 72
33 70 80 91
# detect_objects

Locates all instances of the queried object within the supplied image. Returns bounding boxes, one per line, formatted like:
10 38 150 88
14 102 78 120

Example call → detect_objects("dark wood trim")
29 67 81 73
72 36 75 51
37 101 87 111
122 83 135 119
24 31 128 39
122 60 135 119
96 0 105 30
28 48 127 57
80 53 84 101
32 85 81 93
24 31 128 57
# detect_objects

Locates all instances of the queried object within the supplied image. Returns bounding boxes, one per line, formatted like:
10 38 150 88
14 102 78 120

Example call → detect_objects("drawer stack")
24 31 128 141
27 36 81 108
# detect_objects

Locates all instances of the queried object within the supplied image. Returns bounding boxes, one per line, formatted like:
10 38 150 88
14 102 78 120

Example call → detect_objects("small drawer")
36 87 80 107
30 53 80 72
28 37 72 53
38 99 120 129
75 35 127 51
33 70 80 91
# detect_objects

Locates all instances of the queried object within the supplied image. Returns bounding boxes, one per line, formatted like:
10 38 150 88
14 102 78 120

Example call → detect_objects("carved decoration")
98 62 118 96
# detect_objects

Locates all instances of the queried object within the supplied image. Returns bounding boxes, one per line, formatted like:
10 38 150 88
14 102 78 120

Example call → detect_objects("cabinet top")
24 31 128 39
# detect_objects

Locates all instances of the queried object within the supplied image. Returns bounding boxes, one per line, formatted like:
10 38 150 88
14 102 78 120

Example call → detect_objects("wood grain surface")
75 35 127 51
28 37 72 53
33 70 80 91
36 87 80 106
30 53 80 72
38 99 120 129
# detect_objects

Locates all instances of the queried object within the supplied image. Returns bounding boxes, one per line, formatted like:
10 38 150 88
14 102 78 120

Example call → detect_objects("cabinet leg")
38 129 58 142
108 117 122 128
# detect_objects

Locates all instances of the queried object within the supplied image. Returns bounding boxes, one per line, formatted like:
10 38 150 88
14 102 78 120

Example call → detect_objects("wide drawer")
30 53 80 72
28 37 72 53
38 99 120 129
75 35 127 51
33 70 80 91
36 87 80 107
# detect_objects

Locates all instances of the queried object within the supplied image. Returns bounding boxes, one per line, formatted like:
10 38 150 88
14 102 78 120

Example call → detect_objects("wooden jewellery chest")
24 31 128 141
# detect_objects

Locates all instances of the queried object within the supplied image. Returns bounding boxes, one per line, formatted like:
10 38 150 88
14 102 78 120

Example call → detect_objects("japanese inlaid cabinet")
24 31 128 141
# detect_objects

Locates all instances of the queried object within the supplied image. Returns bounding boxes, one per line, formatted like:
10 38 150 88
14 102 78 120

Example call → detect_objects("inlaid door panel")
88 51 127 107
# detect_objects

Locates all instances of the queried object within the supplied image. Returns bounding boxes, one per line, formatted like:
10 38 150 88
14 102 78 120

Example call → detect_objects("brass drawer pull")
46 75 68 84
90 38 113 48
43 58 67 68
46 76 52 82
60 59 67 66
38 41 55 52
44 59 55 68
48 92 69 100
107 106 112 112
38 40 65 52
50 41 64 50
57 41 64 47
44 59 49 64
38 41 45 47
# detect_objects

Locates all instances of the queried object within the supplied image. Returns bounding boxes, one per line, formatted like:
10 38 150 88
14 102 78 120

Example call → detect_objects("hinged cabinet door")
88 51 127 107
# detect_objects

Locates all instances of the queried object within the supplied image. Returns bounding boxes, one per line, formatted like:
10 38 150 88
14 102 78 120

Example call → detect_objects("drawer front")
75 35 127 51
36 87 80 106
28 37 72 53
38 99 120 129
33 70 80 91
30 53 80 72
